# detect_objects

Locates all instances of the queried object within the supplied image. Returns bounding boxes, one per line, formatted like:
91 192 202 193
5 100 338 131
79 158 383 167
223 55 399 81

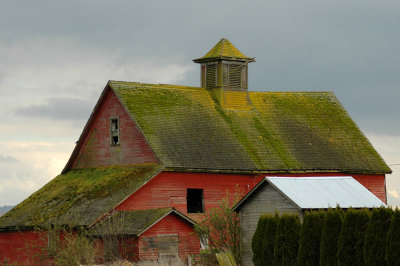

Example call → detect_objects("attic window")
187 188 204 213
110 118 119 145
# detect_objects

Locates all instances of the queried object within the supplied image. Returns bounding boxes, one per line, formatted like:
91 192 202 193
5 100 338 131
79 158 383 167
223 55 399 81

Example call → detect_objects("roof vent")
193 38 255 91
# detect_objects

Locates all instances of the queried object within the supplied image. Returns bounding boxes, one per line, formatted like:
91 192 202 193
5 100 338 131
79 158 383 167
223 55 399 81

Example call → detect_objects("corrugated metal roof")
267 176 385 209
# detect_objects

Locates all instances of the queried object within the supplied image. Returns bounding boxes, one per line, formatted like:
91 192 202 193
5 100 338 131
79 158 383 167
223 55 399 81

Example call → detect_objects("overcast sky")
0 0 399 206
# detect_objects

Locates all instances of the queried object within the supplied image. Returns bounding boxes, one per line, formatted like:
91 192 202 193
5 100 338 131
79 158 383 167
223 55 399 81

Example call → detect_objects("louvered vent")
228 64 241 88
206 64 217 89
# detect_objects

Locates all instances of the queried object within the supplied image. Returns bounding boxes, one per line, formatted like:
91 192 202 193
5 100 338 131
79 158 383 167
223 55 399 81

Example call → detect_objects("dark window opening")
187 189 204 213
111 118 119 145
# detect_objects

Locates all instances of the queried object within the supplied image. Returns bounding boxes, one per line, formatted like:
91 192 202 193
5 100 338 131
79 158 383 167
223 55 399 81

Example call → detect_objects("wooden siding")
72 89 158 169
0 231 46 265
239 184 300 266
139 213 199 263
116 172 263 220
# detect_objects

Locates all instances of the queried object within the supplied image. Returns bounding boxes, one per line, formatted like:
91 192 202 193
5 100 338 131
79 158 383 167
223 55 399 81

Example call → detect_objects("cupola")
193 38 255 91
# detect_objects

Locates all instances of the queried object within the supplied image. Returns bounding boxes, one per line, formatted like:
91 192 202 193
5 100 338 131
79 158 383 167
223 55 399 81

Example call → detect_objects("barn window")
110 118 119 145
187 188 204 213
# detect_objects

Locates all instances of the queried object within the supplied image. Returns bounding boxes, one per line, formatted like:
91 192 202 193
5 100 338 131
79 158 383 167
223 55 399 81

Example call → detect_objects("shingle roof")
89 208 195 236
110 81 391 174
193 38 255 63
0 164 162 229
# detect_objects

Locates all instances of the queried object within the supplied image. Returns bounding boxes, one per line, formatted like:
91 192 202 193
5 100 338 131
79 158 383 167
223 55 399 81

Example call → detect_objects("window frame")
110 117 120 145
187 188 204 213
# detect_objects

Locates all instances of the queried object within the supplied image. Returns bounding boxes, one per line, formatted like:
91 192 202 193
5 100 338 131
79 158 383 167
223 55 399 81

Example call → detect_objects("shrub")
262 213 279 265
364 207 393 266
195 191 242 265
320 208 343 266
337 208 370 266
281 214 300 266
386 208 400 266
298 210 325 266
252 215 268 266
353 209 370 266
274 214 286 266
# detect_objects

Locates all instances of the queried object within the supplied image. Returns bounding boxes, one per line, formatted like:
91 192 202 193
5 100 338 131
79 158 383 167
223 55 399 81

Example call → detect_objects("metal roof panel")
266 176 385 209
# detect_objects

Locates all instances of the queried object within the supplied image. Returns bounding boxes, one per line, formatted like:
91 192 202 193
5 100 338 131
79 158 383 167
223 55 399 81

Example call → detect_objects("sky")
0 0 399 206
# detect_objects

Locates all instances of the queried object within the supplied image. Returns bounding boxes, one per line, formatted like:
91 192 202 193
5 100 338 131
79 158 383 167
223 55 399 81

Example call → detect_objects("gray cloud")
13 97 94 121
0 154 20 164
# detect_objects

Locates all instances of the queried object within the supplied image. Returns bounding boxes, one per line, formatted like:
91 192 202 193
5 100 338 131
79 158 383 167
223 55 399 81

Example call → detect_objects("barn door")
157 234 179 260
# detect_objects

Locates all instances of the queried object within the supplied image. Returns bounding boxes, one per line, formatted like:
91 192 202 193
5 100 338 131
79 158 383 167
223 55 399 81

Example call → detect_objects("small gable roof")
0 164 162 230
90 208 195 236
233 176 386 211
106 81 390 174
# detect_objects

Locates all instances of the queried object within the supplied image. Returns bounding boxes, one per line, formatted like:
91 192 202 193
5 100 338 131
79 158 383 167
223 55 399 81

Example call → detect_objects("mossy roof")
89 208 195 236
0 164 162 229
110 81 390 174
193 38 255 63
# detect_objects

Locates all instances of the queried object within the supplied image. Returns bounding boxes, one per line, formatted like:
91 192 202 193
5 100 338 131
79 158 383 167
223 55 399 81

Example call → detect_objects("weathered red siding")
117 172 387 218
116 172 263 219
0 231 46 265
139 213 200 262
72 89 158 169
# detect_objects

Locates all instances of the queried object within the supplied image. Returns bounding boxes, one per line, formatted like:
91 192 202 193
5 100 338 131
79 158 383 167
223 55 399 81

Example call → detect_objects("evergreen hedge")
281 214 300 266
364 207 393 266
320 208 343 266
262 213 279 265
274 214 286 266
386 208 400 266
353 209 370 266
252 214 268 266
298 211 325 266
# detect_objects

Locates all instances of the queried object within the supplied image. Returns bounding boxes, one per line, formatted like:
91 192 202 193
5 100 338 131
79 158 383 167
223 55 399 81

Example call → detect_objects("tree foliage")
281 214 300 266
320 207 343 266
195 191 242 264
364 207 393 266
263 213 279 265
298 210 325 266
252 214 268 266
386 208 400 266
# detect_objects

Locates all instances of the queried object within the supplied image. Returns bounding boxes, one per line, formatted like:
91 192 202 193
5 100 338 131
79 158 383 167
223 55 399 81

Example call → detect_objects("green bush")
386 208 400 266
298 210 325 266
353 209 370 266
320 208 343 266
281 214 300 266
262 213 279 265
337 208 370 266
274 214 286 266
364 207 393 266
252 215 268 266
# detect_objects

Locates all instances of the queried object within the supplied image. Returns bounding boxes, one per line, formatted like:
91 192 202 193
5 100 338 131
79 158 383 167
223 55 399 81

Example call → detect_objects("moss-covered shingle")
0 164 162 228
111 81 391 174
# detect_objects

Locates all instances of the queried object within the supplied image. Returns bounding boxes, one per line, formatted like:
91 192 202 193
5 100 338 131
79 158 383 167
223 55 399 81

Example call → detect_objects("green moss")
109 81 390 173
0 164 162 228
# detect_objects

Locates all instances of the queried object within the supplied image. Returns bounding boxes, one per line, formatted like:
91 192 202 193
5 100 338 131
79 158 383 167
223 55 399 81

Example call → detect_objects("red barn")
0 38 391 264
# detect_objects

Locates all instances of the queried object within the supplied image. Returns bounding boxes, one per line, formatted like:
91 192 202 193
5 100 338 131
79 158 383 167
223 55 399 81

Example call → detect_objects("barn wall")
238 184 300 266
72 89 158 169
138 213 199 263
0 230 47 265
116 172 263 219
